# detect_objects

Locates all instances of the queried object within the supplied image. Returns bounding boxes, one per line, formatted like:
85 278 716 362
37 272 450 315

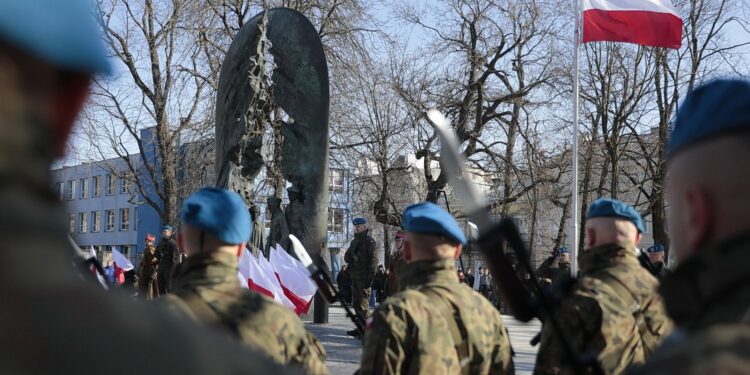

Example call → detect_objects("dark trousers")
157 267 172 295
351 278 371 319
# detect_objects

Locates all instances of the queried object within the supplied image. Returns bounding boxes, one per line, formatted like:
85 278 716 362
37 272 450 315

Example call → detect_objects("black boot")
346 329 361 337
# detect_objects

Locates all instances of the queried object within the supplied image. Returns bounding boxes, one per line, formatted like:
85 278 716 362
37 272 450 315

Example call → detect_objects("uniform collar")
398 259 458 288
354 229 369 238
660 231 750 329
578 241 640 275
171 251 239 290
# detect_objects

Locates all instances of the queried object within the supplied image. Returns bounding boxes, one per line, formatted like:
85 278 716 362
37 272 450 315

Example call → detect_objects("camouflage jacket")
345 229 377 282
163 251 328 375
628 232 750 375
534 242 673 375
360 259 515 375
0 115 293 374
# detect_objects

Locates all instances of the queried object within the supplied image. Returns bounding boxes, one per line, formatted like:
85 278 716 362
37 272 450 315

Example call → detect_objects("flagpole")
570 0 581 276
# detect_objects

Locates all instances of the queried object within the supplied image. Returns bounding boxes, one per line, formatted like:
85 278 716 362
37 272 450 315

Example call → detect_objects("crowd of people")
3 1 750 374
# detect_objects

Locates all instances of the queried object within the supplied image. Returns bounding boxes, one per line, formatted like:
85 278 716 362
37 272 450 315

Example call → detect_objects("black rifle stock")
306 262 366 336
475 219 604 375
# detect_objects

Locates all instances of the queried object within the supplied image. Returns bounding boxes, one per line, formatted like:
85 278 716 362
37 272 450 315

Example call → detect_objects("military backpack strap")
419 286 472 374
597 272 660 356
172 289 237 337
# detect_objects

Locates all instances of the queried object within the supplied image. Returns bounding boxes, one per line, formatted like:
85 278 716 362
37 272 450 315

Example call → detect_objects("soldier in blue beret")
344 216 377 336
164 187 328 374
535 198 672 374
631 80 750 374
360 202 514 374
645 244 670 279
156 223 180 295
0 0 296 374
0 1 291 374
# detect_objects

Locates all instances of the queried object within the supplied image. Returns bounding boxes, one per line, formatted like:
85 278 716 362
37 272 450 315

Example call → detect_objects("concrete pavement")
305 305 541 374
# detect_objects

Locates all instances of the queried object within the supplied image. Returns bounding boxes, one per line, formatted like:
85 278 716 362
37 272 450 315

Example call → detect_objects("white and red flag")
581 0 682 49
257 251 297 311
112 246 134 285
239 248 296 310
270 245 316 315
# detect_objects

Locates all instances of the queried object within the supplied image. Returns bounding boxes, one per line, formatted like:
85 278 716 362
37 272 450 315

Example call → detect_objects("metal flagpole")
570 0 581 276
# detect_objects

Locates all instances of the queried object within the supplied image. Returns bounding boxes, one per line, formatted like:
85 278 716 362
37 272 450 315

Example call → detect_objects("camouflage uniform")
360 259 515 374
534 242 673 375
345 229 377 318
164 251 328 374
0 120 294 374
628 233 750 375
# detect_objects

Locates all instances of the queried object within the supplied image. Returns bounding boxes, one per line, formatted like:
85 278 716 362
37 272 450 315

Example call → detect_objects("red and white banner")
239 249 296 311
257 251 297 311
582 0 682 49
270 245 316 315
240 249 280 302
112 247 134 285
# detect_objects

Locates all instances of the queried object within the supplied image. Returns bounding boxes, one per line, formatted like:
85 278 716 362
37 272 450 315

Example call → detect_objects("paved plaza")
305 305 541 374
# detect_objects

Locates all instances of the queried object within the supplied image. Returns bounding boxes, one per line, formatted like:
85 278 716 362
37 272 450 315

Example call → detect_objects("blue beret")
180 187 251 245
669 79 750 156
0 0 111 74
352 217 367 225
558 247 569 254
586 198 645 233
402 202 467 245
161 225 174 232
647 244 665 253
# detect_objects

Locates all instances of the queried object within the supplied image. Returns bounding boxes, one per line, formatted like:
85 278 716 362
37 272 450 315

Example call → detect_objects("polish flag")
257 251 297 311
270 245 316 315
240 248 276 299
582 0 682 49
112 247 134 285
239 249 296 310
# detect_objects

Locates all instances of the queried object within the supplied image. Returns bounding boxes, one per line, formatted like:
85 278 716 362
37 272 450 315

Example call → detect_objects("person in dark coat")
337 265 352 304
155 225 179 295
372 265 387 303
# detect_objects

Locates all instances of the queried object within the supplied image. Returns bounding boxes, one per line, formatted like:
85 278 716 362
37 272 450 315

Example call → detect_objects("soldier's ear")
403 240 412 262
454 244 462 260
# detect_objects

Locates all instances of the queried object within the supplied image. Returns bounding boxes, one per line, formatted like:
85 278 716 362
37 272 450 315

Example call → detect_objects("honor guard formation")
2 0 750 374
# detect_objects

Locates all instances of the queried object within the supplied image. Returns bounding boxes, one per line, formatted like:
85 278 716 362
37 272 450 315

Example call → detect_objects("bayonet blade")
426 109 489 229
289 234 314 269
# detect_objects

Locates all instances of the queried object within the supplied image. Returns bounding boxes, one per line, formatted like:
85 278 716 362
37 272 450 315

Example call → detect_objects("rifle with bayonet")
289 235 367 337
426 109 604 375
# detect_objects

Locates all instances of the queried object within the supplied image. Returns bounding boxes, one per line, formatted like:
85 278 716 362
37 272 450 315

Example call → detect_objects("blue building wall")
53 128 356 268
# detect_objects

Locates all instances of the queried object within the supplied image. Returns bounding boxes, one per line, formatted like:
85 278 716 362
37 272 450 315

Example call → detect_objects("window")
93 175 101 197
79 178 89 199
68 214 75 233
67 180 75 200
120 175 130 194
329 169 344 193
120 208 130 231
79 212 88 233
133 207 138 231
328 208 344 233
106 174 115 195
91 211 100 232
105 210 115 232
56 182 64 200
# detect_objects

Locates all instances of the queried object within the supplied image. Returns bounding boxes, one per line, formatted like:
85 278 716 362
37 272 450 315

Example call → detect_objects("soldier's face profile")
394 238 404 250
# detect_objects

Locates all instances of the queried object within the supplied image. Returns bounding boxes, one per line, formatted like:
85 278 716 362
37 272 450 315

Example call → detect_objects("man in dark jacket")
156 225 180 295
372 265 386 303
344 217 377 337
336 265 352 304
